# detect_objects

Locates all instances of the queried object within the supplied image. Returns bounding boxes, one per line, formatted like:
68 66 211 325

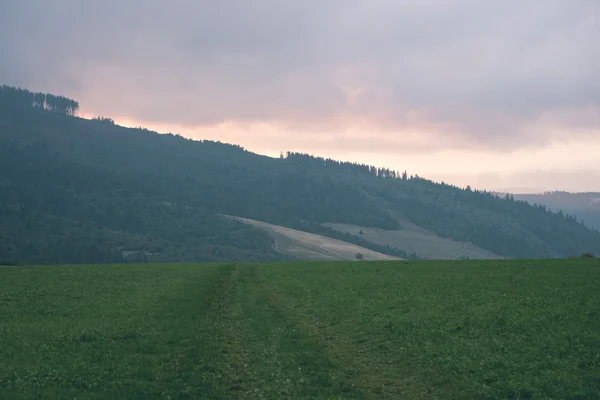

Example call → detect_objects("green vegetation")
512 191 600 231
0 85 79 115
2 85 600 264
0 260 26 266
1 259 599 399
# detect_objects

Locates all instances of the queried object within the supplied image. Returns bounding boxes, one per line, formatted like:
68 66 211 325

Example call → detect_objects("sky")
1 0 599 193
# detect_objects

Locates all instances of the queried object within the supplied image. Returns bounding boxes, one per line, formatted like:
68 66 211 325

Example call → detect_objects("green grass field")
1 260 599 399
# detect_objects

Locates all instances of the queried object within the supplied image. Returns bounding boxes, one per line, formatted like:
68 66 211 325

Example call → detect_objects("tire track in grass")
205 264 257 398
0 263 239 399
211 264 366 399
152 263 239 398
253 264 436 400
155 262 257 399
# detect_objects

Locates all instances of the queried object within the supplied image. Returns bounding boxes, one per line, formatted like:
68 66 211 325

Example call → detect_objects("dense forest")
511 191 600 231
0 86 79 116
1 85 599 264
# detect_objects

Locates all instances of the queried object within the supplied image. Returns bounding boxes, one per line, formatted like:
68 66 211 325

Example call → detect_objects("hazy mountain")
2 85 599 264
510 192 600 231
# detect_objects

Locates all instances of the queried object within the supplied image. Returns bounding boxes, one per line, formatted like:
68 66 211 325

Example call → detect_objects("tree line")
0 85 79 116
282 151 411 180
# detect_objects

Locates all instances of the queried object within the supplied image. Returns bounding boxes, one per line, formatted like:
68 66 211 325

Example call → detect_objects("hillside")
510 192 600 231
226 216 400 261
2 85 600 263
324 220 503 260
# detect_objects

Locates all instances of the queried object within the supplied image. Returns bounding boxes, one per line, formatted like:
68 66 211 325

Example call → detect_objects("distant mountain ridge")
506 191 600 231
2 85 600 264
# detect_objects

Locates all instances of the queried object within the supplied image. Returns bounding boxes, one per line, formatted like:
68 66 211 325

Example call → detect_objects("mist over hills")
509 192 600 231
1 85 599 264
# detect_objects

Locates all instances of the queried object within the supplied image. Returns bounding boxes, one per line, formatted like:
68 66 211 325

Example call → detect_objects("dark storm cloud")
1 0 599 148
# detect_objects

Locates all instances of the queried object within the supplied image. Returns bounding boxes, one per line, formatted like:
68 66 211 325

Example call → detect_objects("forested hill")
1 86 599 264
510 192 600 231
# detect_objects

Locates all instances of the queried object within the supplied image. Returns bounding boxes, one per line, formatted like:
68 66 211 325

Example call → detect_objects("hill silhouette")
1 85 599 264
510 191 600 231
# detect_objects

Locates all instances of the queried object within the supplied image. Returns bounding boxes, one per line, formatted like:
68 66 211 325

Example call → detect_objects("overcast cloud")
1 0 599 155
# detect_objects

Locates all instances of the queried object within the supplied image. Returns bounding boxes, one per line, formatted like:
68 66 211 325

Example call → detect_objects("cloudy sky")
2 0 599 192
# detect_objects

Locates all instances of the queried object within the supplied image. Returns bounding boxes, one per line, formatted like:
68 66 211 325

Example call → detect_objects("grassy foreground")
0 260 599 399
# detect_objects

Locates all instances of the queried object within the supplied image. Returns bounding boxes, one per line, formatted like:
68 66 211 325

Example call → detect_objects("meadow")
0 259 598 399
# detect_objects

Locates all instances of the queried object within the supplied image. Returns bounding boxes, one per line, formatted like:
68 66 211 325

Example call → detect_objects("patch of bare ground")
324 222 502 260
224 215 400 261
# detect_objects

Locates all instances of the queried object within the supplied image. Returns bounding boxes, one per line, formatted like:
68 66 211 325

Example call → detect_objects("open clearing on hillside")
227 215 400 261
1 260 599 399
324 220 503 260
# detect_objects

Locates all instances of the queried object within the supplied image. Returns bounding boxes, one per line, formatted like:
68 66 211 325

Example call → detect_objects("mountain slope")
1 86 600 263
323 221 503 260
510 192 600 231
227 216 400 261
